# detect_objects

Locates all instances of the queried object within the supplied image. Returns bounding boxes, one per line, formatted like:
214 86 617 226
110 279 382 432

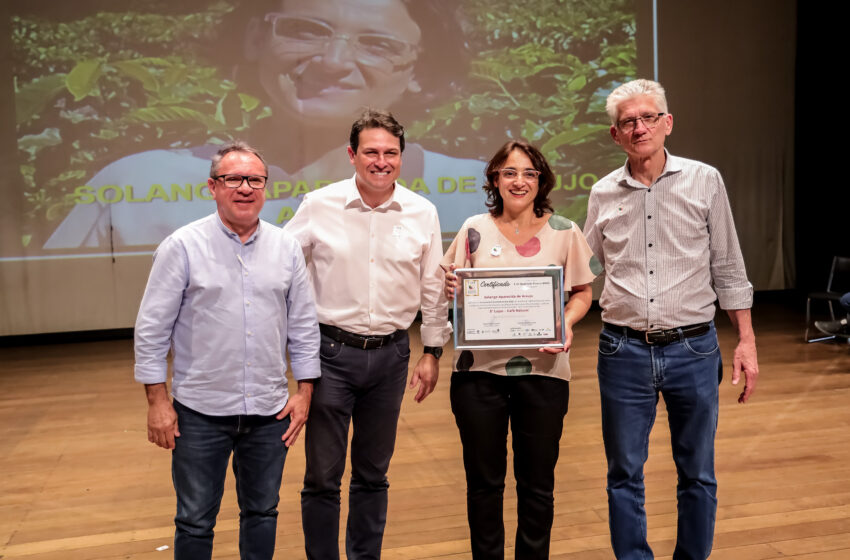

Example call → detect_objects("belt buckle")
644 329 663 344
363 336 383 350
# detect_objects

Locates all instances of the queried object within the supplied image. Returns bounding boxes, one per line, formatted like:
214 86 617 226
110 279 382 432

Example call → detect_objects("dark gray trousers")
301 331 410 560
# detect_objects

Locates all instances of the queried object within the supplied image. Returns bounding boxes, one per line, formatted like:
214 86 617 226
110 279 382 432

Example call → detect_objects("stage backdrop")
0 0 795 336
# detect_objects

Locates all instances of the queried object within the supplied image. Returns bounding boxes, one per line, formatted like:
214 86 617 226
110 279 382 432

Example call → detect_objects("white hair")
605 79 669 125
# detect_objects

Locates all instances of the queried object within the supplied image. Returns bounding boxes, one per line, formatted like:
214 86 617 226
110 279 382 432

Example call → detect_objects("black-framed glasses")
213 174 268 189
263 13 419 69
498 168 541 182
616 113 667 133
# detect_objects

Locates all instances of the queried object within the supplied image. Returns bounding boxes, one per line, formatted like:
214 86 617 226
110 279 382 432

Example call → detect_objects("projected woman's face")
251 0 422 125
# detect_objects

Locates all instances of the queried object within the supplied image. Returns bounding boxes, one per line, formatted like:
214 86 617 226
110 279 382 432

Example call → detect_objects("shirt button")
648 243 653 247
246 301 251 306
649 270 654 275
650 298 655 302
647 215 652 219
247 361 252 366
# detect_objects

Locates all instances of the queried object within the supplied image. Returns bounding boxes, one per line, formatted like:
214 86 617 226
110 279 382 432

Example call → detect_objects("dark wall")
644 0 846 294
795 3 849 293
657 0 797 291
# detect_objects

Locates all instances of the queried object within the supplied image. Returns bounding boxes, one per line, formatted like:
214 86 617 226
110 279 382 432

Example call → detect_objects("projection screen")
2 0 653 335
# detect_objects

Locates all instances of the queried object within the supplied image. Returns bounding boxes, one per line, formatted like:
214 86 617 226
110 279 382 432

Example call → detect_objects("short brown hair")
349 109 405 153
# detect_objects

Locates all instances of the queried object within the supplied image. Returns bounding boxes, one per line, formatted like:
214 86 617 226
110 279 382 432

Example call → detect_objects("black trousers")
450 371 570 560
301 331 410 560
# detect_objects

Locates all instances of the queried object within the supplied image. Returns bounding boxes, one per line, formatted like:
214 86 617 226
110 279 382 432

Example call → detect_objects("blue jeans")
451 371 569 560
172 400 290 560
597 324 721 560
301 331 410 560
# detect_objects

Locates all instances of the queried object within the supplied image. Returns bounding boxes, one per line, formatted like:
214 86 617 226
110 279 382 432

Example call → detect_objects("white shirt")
284 175 451 347
43 146 486 251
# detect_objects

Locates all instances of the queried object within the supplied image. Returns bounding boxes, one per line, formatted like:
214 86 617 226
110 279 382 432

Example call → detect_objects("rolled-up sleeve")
707 171 753 310
284 236 322 381
134 237 188 384
420 208 452 347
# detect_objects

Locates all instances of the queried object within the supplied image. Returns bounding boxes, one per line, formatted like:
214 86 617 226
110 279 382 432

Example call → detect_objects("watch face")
425 346 443 359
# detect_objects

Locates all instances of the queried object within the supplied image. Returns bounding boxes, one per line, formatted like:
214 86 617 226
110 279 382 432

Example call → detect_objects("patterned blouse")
442 213 600 381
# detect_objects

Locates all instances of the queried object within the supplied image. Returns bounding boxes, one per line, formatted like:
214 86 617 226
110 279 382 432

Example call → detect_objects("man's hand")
727 308 759 403
145 383 179 449
277 380 314 447
410 353 439 403
441 264 458 300
732 338 758 403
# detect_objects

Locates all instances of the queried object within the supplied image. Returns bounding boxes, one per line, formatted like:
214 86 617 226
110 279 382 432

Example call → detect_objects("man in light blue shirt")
134 141 320 559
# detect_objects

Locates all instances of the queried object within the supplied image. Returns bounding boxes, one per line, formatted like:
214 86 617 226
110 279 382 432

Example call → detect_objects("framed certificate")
453 266 565 350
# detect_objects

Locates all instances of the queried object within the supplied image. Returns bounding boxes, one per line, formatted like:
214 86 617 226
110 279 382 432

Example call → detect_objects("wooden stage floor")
1 301 849 559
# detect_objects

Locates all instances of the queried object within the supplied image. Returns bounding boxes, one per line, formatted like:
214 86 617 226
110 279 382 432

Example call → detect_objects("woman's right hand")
441 263 458 300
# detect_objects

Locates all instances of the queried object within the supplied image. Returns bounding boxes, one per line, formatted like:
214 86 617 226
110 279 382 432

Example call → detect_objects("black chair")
805 255 850 342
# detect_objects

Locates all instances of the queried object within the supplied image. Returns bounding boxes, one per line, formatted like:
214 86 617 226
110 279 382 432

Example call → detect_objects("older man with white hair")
584 79 759 559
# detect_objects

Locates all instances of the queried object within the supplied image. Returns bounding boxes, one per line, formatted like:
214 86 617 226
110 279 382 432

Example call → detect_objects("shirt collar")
343 174 403 211
215 212 261 244
616 149 683 189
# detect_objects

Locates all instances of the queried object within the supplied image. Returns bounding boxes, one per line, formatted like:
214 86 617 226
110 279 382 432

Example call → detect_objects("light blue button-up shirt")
134 213 321 416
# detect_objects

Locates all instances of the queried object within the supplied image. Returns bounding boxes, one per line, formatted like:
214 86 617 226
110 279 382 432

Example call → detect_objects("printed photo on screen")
10 0 640 257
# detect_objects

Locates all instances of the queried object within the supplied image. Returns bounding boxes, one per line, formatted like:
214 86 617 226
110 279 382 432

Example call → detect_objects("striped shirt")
584 151 753 330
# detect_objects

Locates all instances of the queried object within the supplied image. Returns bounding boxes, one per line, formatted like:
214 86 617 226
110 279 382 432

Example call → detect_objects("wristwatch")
423 346 443 359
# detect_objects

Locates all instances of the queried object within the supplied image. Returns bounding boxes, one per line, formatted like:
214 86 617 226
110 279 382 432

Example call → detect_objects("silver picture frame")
453 266 565 350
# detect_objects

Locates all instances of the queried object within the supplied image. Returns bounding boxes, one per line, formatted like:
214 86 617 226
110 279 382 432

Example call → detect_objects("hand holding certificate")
453 266 565 350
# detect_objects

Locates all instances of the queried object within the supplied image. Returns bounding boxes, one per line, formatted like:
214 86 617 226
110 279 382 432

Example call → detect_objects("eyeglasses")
616 113 667 133
498 168 541 182
213 174 268 189
263 14 420 69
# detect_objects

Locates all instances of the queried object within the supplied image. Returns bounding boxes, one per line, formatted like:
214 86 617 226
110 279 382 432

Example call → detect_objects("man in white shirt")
284 109 451 559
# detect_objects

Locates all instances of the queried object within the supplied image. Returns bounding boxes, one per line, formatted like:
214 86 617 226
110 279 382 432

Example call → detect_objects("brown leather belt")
602 321 711 345
319 323 403 350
